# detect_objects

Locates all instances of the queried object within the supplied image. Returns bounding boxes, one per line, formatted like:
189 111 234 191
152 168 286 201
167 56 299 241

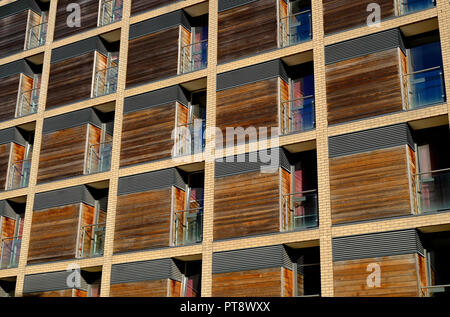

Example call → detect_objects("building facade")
0 0 449 297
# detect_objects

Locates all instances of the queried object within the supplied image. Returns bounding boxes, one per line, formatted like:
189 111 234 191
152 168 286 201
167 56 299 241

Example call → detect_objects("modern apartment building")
0 0 449 297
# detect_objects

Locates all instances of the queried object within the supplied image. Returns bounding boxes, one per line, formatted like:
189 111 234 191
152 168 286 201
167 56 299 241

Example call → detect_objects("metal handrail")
279 9 312 47
415 167 450 176
403 66 442 76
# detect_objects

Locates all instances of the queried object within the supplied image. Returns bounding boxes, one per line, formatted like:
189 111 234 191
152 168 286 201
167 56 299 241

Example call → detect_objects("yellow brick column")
436 0 450 124
312 0 334 297
99 0 131 297
200 0 218 298
14 0 59 297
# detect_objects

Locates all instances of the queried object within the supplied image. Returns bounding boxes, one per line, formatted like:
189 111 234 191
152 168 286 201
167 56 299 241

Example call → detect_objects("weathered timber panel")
323 0 395 35
131 0 178 16
0 11 28 58
0 143 11 190
24 289 74 297
120 103 175 167
283 267 294 297
330 146 412 224
110 279 168 297
46 53 95 109
212 267 282 297
0 74 20 122
218 0 277 64
326 49 403 125
127 27 179 87
37 125 88 183
216 78 279 146
114 189 172 253
333 254 420 297
214 171 280 240
28 204 80 264
54 0 99 40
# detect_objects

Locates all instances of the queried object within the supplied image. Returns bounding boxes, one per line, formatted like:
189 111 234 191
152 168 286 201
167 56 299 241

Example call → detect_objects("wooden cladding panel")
28 204 80 264
46 53 95 109
110 279 168 297
9 142 26 188
281 168 291 230
214 171 280 240
216 78 279 146
54 0 99 40
326 49 403 125
0 11 28 58
127 28 179 87
1 217 16 240
0 74 21 122
114 189 172 253
333 254 420 297
323 0 395 35
131 0 178 16
408 146 418 215
24 289 74 297
38 125 88 183
170 279 183 297
74 289 88 297
330 146 412 224
120 103 175 167
283 267 294 297
0 143 11 190
218 0 278 64
79 203 96 257
212 268 282 297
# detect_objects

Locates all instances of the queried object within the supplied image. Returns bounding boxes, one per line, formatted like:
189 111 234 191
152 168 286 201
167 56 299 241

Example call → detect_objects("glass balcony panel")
174 207 203 246
17 88 39 117
406 66 445 109
174 120 205 157
180 40 208 74
100 0 123 26
416 168 450 213
8 159 31 190
0 237 21 269
94 66 118 98
281 96 315 134
79 223 106 258
282 190 318 231
27 22 47 50
88 141 112 174
400 0 435 15
280 10 312 47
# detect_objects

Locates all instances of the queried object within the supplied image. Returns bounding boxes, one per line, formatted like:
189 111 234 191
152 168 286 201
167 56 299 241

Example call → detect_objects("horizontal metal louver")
325 28 405 65
0 127 26 146
51 37 107 63
118 168 185 195
33 185 96 211
129 10 190 40
218 0 258 12
42 108 103 134
0 0 41 20
0 60 34 79
23 270 88 294
124 85 188 114
329 123 414 158
332 229 424 262
217 59 288 91
110 258 174 284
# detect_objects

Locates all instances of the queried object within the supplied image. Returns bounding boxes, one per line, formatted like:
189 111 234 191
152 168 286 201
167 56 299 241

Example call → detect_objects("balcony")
398 0 436 15
405 66 445 109
87 141 112 174
26 22 47 50
281 96 315 134
282 190 318 232
99 0 123 27
415 168 450 214
0 236 21 269
93 66 118 98
174 207 203 246
174 120 205 157
7 159 31 190
180 40 208 74
79 223 105 258
279 10 312 48
17 88 39 117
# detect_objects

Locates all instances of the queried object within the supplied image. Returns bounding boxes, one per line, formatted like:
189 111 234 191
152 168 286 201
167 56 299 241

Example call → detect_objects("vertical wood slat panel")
326 49 403 125
333 254 420 297
114 189 172 254
330 146 412 224
214 171 280 240
218 0 278 64
53 0 99 41
28 204 81 264
323 0 395 35
126 27 179 87
120 103 176 167
46 53 96 109
37 125 88 183
0 10 28 58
